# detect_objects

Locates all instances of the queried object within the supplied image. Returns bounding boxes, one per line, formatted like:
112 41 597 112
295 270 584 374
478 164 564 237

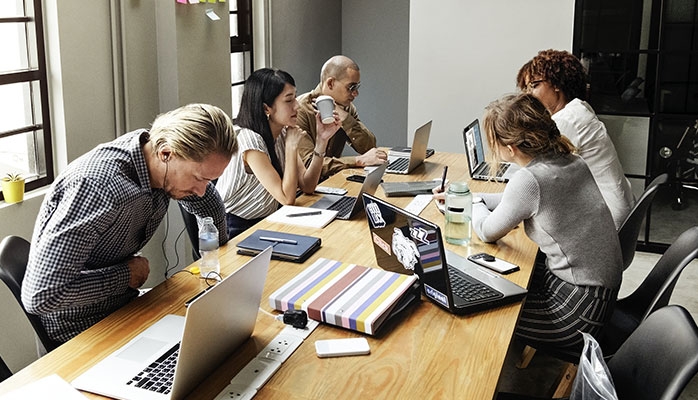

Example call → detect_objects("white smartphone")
467 252 519 274
315 337 370 358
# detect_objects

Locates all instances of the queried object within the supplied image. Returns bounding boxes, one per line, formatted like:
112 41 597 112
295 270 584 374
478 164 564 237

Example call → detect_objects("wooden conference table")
0 152 538 400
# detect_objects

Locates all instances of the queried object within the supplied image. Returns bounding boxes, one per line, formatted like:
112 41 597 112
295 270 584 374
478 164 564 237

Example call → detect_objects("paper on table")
266 205 338 228
0 374 88 400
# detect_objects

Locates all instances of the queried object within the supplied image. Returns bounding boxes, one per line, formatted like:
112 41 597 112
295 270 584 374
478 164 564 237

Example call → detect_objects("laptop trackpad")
310 194 342 209
116 337 169 363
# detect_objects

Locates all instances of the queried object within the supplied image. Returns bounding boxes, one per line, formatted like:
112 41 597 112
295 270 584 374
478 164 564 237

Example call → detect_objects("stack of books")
269 258 420 335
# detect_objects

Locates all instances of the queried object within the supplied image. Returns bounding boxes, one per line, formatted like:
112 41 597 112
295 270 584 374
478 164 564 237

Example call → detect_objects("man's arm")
22 180 134 315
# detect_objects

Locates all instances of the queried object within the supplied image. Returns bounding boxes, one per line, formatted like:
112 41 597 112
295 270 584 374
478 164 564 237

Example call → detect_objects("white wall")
408 0 575 151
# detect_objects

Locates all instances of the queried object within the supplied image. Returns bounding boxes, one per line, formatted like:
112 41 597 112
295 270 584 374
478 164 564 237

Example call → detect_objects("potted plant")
1 173 25 204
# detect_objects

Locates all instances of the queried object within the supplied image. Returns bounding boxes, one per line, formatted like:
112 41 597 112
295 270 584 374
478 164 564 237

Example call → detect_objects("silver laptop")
362 193 527 315
309 163 386 220
386 120 432 174
72 247 272 400
463 119 519 182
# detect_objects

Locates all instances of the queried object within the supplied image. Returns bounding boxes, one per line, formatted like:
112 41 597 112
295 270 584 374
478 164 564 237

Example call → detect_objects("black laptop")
362 193 527 315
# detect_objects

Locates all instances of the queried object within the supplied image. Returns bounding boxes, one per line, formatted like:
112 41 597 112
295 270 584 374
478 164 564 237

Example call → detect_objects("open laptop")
308 162 386 220
463 119 519 182
72 247 272 400
361 193 526 315
386 120 432 174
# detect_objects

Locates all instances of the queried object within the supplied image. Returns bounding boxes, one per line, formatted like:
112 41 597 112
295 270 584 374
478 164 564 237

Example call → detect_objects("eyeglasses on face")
527 79 546 90
345 82 361 93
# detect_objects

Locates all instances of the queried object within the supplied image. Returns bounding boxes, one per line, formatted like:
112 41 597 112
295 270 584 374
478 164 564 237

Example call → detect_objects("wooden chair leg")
516 345 537 369
550 362 577 399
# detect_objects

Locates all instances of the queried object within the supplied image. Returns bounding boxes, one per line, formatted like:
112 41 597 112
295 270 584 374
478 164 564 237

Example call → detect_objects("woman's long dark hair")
236 68 296 176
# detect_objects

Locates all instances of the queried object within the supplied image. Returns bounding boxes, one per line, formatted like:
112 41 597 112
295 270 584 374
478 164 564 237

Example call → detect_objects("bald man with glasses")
297 55 387 179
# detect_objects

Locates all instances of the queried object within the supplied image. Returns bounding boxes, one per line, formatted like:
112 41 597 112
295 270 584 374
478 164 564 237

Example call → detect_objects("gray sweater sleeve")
472 170 539 243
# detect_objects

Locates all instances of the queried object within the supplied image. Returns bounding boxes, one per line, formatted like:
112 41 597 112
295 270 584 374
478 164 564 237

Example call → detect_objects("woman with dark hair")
516 49 633 229
471 93 622 358
216 68 340 239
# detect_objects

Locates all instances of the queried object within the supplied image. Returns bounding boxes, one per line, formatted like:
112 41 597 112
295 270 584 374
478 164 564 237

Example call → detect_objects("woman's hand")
432 184 447 204
284 126 305 148
315 111 341 143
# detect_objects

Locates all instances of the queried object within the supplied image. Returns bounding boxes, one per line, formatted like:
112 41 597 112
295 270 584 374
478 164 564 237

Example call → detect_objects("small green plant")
2 173 23 182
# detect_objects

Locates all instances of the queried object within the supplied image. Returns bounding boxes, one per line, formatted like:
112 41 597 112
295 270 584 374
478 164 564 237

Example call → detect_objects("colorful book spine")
269 258 418 335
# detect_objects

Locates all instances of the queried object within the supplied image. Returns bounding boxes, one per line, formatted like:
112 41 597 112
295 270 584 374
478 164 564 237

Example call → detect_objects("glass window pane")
0 81 34 132
231 84 244 119
0 131 35 179
0 0 25 16
230 15 238 37
0 22 29 73
229 0 237 12
231 53 245 83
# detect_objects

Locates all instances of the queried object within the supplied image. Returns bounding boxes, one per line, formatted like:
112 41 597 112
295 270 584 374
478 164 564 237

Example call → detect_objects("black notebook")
236 229 321 263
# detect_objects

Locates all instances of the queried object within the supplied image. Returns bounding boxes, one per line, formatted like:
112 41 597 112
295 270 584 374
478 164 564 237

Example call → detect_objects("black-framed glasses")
527 79 546 90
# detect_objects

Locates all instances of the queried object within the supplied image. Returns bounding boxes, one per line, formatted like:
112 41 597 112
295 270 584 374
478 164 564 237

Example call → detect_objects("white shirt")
552 98 634 229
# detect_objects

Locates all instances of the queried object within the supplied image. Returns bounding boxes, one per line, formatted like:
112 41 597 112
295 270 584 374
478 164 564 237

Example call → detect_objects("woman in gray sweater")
471 93 622 358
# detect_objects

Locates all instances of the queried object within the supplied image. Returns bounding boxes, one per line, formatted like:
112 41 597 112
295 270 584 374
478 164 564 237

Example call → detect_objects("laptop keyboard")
328 195 356 218
387 157 409 172
447 266 503 303
126 343 179 394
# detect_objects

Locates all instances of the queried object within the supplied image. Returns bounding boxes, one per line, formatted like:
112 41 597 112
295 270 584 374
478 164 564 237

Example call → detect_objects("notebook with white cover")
71 247 272 400
266 205 338 228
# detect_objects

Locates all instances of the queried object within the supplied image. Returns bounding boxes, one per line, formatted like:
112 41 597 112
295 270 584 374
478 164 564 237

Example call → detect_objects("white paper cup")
315 95 335 124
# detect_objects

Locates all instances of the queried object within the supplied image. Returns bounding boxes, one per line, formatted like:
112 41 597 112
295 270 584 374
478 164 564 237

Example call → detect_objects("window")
0 0 52 201
230 0 253 118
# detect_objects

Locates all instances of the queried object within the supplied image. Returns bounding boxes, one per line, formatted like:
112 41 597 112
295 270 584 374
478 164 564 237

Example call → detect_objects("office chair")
617 173 668 270
0 355 11 383
178 203 201 261
601 225 698 355
0 236 61 356
498 305 698 400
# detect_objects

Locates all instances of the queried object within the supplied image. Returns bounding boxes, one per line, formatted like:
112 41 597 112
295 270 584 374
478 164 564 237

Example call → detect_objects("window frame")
230 0 253 118
0 0 53 201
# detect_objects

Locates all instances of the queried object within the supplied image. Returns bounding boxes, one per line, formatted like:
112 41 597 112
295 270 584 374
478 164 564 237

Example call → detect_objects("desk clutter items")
269 258 420 335
236 229 321 263
381 180 441 197
266 205 338 228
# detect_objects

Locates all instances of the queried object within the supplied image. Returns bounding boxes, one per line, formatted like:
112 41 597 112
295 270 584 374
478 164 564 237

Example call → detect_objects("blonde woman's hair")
148 103 237 162
483 93 574 165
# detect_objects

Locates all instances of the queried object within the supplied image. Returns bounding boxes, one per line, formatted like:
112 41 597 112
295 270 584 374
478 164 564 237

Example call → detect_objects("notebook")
308 163 386 220
361 193 527 315
463 119 519 182
71 247 272 400
385 120 432 174
236 229 322 263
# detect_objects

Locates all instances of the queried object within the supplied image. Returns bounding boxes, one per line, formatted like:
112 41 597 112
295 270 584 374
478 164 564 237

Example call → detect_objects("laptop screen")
463 119 487 175
362 193 452 309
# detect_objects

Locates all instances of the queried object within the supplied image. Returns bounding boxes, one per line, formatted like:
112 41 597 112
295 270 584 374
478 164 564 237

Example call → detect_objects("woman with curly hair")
516 49 633 229
471 93 622 358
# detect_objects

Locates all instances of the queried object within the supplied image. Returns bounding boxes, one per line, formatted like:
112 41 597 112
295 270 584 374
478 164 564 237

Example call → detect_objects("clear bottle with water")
198 216 220 279
444 182 472 245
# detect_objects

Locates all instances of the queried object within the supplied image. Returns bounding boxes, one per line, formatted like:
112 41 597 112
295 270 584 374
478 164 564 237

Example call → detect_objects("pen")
259 236 298 245
440 166 448 193
286 211 322 217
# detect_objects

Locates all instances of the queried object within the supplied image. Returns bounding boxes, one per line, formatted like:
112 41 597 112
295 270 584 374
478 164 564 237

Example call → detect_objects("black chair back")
0 355 11 383
609 305 698 400
0 236 61 354
618 173 668 270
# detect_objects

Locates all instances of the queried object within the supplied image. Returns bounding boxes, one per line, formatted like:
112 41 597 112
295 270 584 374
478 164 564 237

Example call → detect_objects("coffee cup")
315 95 335 124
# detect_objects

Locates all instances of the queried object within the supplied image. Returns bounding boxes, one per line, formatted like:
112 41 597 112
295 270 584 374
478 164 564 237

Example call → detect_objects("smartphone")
467 253 519 274
346 174 365 183
315 337 370 358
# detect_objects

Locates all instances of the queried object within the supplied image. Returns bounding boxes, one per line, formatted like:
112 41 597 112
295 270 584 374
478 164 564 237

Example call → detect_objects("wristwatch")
313 149 326 158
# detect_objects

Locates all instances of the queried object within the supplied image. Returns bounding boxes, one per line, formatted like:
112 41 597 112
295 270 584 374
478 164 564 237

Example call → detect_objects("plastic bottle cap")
448 182 470 194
